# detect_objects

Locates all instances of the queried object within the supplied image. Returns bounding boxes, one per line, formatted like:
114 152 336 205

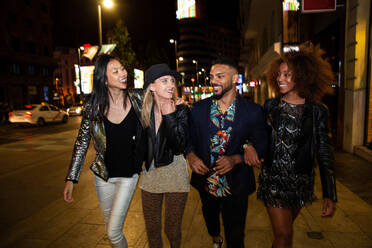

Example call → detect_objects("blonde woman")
139 64 190 248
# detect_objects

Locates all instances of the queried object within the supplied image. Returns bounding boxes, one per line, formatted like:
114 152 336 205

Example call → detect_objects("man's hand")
214 155 240 175
244 145 261 168
186 152 210 175
321 198 336 217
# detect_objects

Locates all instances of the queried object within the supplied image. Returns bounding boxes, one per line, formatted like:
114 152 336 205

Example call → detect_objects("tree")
144 40 170 69
111 20 137 86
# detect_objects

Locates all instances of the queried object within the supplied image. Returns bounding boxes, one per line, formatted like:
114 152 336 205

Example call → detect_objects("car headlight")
76 107 82 113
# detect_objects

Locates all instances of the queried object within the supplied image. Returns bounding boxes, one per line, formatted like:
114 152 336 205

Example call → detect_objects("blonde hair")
141 83 178 128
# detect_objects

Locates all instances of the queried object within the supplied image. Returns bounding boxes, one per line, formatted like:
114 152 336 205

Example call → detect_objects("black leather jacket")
264 98 337 201
145 104 189 170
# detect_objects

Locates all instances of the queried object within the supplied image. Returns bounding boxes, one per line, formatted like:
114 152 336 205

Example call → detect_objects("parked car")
67 105 83 116
8 103 69 126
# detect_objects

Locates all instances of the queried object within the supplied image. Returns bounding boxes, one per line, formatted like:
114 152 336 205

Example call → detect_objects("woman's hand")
175 97 185 105
160 99 176 115
321 198 336 217
63 181 74 203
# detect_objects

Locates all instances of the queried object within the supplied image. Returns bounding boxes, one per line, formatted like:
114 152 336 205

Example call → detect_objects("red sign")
301 0 336 13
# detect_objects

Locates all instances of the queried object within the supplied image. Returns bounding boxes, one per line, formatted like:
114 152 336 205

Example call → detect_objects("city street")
0 118 372 247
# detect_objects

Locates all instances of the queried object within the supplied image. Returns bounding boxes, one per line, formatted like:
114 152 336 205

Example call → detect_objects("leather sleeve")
65 105 92 183
162 104 189 154
314 104 337 202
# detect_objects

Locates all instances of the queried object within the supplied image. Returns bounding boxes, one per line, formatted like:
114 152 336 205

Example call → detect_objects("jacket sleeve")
65 107 92 183
162 104 189 154
247 104 268 159
315 104 337 202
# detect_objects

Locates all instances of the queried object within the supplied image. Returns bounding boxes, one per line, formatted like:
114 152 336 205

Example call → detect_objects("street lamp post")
192 60 198 101
192 59 198 85
77 47 84 95
169 39 179 71
201 68 206 85
97 0 114 47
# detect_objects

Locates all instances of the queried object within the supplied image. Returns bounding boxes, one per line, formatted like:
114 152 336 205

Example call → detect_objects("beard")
212 82 234 100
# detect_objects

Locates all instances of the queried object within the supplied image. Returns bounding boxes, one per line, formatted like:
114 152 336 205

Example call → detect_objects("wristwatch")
243 142 253 150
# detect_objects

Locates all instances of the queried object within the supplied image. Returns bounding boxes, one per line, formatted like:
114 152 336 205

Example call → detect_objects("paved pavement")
0 128 372 248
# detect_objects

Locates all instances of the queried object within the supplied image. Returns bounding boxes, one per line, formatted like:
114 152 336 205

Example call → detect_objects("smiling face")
105 59 128 90
209 64 238 100
149 75 176 100
277 62 296 95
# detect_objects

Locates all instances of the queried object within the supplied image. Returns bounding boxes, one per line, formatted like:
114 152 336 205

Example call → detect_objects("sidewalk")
1 131 372 248
7 170 372 247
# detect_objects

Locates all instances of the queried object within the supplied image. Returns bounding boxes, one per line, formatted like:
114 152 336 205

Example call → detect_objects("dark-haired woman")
63 54 145 248
245 44 337 248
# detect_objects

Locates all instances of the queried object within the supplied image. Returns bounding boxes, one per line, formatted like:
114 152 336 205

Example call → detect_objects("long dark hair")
87 54 128 120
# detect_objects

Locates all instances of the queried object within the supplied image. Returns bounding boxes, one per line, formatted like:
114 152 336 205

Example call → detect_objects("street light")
201 68 207 85
97 0 114 47
192 59 199 85
169 39 180 71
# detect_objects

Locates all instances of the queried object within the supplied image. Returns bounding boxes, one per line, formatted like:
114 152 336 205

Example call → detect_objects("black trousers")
198 188 249 248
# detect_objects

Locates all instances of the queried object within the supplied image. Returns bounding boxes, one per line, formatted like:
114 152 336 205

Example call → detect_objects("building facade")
239 0 360 151
0 0 55 110
175 0 240 101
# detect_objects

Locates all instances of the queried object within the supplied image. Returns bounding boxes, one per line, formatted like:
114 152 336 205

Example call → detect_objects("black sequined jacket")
264 98 337 202
65 89 145 183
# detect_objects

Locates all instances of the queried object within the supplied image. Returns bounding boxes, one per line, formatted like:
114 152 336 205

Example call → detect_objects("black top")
104 107 139 178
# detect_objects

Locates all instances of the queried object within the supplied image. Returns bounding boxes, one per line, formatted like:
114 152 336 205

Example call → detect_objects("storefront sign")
301 0 336 13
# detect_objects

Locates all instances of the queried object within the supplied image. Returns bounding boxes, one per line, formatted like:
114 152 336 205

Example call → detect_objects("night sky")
53 0 178 47
53 0 239 66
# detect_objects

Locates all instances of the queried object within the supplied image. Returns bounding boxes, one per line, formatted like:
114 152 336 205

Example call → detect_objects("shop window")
27 65 36 75
11 64 21 74
42 67 49 76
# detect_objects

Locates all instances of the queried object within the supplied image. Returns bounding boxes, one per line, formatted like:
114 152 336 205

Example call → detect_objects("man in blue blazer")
186 58 267 248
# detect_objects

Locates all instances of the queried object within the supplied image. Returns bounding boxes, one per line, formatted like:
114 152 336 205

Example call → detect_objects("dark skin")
187 64 244 177
244 62 336 248
186 64 253 244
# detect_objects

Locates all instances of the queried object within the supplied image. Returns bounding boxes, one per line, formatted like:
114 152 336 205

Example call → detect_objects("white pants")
95 174 139 248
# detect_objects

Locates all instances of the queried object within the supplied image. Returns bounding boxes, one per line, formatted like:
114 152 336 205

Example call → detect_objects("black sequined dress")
257 101 314 208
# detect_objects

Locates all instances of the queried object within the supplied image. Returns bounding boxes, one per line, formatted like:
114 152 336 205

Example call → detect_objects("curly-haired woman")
245 44 337 248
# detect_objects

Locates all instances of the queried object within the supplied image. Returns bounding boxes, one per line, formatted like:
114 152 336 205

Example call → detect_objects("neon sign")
283 0 300 11
176 0 196 20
